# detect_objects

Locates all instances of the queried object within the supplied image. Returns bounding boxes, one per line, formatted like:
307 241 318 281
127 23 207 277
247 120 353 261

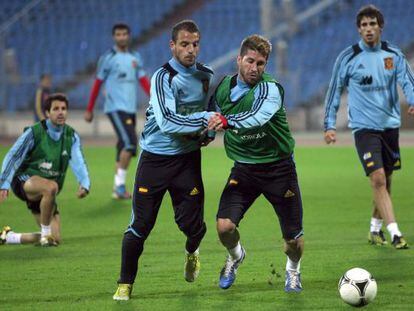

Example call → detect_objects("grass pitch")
0 145 413 310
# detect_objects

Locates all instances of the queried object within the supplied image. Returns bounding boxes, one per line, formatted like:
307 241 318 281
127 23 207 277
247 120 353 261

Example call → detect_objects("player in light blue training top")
324 5 414 249
113 20 219 301
1 94 90 247
84 23 151 200
139 57 214 155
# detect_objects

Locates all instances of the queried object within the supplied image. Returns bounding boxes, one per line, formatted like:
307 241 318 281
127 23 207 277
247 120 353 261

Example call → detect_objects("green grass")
0 146 413 310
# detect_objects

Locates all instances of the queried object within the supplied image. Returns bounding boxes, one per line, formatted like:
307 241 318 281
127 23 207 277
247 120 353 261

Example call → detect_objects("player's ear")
169 40 175 51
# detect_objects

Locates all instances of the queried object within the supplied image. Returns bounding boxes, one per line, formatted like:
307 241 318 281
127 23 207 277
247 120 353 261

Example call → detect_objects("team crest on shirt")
202 79 209 93
132 60 138 68
384 57 394 70
126 118 133 125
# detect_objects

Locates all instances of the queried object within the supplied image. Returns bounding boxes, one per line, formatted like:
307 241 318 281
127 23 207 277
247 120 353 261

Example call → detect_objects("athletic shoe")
113 283 133 301
368 230 387 245
0 226 11 245
392 235 409 249
39 235 58 247
285 270 303 292
112 185 132 199
184 252 200 282
219 247 246 289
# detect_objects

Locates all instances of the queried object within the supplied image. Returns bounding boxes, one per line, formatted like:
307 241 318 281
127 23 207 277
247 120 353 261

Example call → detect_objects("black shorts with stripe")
126 149 206 240
354 128 401 176
11 177 59 215
217 156 303 240
107 110 137 161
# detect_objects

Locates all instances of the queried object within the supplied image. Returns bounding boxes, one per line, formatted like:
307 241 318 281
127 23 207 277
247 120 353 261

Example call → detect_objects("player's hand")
208 113 227 131
0 189 9 203
84 111 94 123
77 187 89 199
324 129 337 144
408 106 414 116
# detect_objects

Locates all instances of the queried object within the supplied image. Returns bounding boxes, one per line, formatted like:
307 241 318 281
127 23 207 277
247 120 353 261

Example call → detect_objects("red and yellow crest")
384 57 394 70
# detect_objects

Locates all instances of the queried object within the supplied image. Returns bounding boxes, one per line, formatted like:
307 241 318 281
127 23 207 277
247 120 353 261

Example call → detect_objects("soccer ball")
338 267 377 307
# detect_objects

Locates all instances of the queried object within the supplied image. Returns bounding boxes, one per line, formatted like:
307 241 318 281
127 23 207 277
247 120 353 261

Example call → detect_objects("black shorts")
126 149 206 240
354 128 401 176
11 177 59 215
107 111 137 161
217 156 303 240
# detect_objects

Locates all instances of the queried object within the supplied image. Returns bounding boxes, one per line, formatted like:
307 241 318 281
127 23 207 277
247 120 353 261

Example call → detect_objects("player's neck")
46 119 64 131
362 38 381 49
115 45 128 52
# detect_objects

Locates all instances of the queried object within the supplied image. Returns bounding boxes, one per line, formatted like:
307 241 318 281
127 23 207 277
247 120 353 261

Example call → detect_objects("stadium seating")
2 0 184 110
1 0 414 110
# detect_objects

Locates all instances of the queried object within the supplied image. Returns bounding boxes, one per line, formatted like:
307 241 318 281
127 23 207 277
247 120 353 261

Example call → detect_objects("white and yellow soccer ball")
338 267 377 307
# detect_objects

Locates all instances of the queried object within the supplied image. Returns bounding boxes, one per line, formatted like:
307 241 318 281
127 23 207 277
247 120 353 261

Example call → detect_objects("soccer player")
324 5 414 249
208 35 304 292
113 20 217 300
0 93 90 246
84 23 150 199
34 73 52 122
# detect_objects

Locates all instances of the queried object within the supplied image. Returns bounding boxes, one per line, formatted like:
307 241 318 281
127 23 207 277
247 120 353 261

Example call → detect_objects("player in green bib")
0 94 90 246
208 35 304 292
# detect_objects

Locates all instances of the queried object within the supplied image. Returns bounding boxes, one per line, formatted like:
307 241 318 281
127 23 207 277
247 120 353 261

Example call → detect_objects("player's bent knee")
216 218 236 235
179 221 206 239
43 181 59 197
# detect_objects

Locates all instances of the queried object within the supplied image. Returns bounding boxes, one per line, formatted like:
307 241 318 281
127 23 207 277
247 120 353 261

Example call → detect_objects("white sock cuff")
41 224 51 237
6 232 22 244
386 222 402 238
228 242 242 261
286 257 301 272
370 217 383 232
115 169 127 186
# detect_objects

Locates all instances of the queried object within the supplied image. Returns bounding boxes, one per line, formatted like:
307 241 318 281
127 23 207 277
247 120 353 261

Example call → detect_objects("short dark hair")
356 5 384 28
44 93 69 112
112 23 131 35
171 20 200 42
240 34 272 60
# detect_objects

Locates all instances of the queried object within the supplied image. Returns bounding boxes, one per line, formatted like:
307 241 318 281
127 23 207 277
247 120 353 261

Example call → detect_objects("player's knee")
43 181 59 197
179 221 206 239
370 170 387 190
216 218 236 236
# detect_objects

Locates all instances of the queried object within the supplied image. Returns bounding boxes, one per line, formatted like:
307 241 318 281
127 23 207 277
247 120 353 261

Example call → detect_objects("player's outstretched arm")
0 130 34 194
213 82 281 130
69 133 91 193
324 129 337 144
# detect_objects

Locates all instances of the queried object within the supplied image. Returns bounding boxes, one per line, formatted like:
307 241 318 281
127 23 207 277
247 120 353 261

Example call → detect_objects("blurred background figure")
33 73 52 122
